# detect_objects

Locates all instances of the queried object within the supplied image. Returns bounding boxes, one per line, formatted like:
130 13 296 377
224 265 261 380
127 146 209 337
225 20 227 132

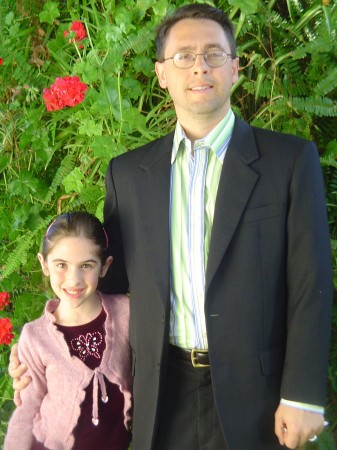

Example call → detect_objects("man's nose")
193 54 209 72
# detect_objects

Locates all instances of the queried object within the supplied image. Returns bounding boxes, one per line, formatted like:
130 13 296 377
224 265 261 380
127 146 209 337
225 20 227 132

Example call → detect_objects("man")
10 4 332 450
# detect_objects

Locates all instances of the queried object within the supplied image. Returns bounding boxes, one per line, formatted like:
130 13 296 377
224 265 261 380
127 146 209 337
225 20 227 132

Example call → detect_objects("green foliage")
39 2 60 25
0 0 336 448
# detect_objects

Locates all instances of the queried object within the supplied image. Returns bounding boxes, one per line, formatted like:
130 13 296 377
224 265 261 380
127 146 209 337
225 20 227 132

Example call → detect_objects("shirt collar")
171 109 235 164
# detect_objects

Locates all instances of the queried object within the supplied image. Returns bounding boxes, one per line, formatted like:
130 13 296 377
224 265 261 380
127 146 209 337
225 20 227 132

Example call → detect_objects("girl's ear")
38 253 49 276
100 256 113 278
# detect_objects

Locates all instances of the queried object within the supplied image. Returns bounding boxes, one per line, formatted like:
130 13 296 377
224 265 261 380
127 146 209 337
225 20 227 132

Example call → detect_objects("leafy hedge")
0 0 336 448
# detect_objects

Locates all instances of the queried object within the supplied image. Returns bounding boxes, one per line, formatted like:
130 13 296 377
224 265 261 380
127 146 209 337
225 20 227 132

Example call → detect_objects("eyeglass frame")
159 50 236 69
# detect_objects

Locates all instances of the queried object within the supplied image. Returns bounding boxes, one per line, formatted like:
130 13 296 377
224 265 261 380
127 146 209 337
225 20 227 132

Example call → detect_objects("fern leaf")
291 96 337 117
320 155 337 169
44 153 76 203
1 234 33 279
1 217 52 279
315 67 337 96
0 375 13 403
118 28 155 55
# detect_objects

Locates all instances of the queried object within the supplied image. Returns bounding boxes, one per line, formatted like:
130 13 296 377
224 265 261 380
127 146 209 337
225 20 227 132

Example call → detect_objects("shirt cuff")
280 398 324 414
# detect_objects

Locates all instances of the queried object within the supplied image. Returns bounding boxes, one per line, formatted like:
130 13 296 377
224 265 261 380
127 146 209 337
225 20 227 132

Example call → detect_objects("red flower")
43 76 88 111
0 291 10 310
64 21 87 42
0 58 3 65
0 318 14 345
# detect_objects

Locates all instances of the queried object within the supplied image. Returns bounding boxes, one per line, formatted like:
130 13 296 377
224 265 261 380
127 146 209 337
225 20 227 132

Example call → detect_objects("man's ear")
38 253 49 276
155 61 168 89
231 56 239 84
100 256 113 278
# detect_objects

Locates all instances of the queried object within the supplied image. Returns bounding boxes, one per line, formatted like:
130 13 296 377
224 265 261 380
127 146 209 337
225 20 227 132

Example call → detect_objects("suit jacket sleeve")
281 140 333 405
100 158 129 294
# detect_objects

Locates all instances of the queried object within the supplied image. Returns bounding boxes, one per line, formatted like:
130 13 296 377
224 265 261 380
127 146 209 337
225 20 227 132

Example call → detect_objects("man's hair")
156 3 236 61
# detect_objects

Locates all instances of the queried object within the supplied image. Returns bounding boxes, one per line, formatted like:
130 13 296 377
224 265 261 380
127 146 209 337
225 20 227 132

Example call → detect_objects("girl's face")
38 236 112 311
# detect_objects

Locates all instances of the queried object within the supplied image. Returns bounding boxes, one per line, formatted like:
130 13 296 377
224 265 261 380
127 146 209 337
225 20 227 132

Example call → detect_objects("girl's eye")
56 263 66 269
82 264 93 269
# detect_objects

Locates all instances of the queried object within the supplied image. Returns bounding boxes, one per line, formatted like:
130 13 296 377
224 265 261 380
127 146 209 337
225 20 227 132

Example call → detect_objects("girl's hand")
8 343 32 406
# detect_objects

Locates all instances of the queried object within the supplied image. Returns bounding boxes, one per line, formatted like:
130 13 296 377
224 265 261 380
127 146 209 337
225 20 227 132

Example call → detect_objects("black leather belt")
169 344 210 368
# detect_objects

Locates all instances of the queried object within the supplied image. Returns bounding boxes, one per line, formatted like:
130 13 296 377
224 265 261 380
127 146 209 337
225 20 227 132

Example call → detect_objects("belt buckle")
191 348 210 368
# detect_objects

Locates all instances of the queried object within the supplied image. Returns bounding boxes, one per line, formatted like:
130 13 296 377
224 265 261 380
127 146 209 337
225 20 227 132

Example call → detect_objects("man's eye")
207 51 223 58
177 53 193 61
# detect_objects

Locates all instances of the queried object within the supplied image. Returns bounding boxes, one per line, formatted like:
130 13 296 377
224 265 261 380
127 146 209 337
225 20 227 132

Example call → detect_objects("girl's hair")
156 4 237 62
41 211 109 262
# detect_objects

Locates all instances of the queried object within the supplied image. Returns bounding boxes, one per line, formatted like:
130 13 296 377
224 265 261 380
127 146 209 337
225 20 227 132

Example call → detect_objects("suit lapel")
137 133 174 306
134 120 260 303
206 118 260 292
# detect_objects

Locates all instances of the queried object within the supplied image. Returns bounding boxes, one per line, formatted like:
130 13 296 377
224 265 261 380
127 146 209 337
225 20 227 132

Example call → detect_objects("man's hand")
8 343 32 406
275 404 324 448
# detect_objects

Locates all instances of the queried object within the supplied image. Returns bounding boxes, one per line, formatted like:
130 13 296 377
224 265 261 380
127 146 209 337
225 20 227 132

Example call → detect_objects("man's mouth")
189 84 213 91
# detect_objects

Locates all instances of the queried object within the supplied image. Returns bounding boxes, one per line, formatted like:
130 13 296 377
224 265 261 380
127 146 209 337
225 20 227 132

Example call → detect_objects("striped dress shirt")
169 109 235 349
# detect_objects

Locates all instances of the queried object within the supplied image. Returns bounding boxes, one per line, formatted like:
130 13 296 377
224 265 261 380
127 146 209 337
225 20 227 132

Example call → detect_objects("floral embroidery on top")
71 332 103 361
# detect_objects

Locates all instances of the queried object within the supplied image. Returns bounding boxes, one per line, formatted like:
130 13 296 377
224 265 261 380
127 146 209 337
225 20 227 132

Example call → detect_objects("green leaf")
12 203 41 231
0 156 10 174
5 12 14 26
95 199 104 222
106 26 124 43
228 0 258 15
151 0 169 16
291 97 337 117
123 107 147 133
14 294 45 323
8 173 48 200
123 78 143 100
78 119 103 137
45 153 77 203
62 168 84 193
315 67 337 96
75 61 99 84
91 135 114 158
78 186 102 206
39 2 60 25
132 54 154 77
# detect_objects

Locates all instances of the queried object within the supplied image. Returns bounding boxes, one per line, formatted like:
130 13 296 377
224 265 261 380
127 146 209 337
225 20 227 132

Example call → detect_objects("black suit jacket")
103 117 333 450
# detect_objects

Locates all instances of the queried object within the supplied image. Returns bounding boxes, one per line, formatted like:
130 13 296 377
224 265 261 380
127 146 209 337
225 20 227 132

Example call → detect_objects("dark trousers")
153 346 228 450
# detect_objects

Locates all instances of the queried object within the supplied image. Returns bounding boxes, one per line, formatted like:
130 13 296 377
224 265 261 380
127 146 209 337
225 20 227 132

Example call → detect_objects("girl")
4 211 132 450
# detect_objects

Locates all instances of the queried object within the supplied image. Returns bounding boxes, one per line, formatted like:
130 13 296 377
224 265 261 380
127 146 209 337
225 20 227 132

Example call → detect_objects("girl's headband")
45 220 109 248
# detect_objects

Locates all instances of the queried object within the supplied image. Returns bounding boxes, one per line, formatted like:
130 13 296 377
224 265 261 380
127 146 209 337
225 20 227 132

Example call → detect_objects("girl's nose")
66 268 81 285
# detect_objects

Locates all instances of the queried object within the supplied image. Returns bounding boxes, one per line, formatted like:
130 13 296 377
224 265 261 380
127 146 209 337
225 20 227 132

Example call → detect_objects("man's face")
155 18 239 125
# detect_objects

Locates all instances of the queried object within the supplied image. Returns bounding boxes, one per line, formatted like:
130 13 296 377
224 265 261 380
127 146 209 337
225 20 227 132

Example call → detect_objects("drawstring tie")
92 369 109 426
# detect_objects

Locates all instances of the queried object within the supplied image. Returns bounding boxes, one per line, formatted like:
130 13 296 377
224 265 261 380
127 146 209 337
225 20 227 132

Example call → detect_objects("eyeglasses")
161 50 235 69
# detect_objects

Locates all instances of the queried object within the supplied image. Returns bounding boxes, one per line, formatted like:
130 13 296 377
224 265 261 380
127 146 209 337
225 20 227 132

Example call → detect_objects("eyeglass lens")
173 51 228 68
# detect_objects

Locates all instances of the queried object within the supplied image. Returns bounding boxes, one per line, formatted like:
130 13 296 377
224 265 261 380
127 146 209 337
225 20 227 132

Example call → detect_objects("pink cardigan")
4 293 132 450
